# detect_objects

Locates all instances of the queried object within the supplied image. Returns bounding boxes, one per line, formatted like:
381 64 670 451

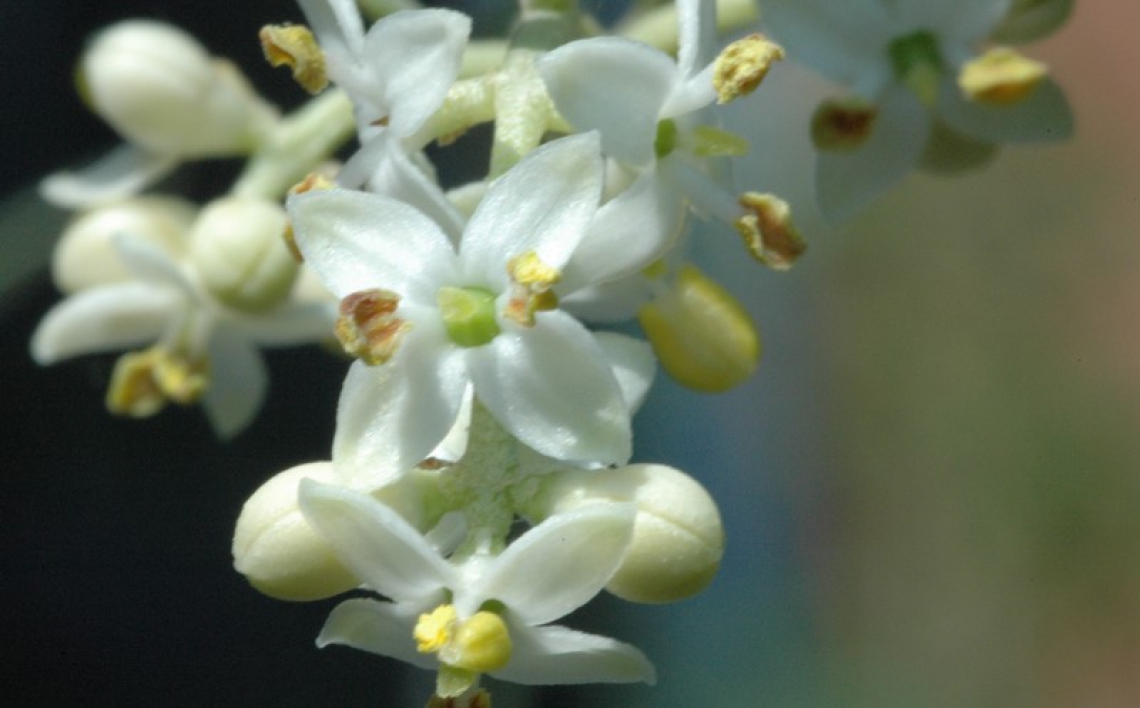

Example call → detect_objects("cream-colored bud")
232 462 358 601
52 196 195 293
188 196 299 313
80 20 274 156
538 464 725 604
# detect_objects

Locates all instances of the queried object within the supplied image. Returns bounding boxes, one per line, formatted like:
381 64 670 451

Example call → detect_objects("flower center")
414 603 512 697
438 286 501 347
888 30 944 107
106 345 210 417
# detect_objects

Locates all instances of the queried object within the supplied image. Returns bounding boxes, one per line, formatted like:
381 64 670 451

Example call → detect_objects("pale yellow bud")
52 196 195 294
538 464 725 604
638 265 760 393
188 197 299 313
80 20 274 156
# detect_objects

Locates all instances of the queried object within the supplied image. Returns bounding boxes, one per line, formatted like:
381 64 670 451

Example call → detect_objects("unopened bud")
80 20 274 156
52 196 195 294
712 33 784 104
188 196 298 313
638 265 759 393
232 462 358 601
538 464 724 604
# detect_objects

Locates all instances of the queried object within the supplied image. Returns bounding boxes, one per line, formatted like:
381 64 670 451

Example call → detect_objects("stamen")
106 346 209 417
712 33 785 104
958 47 1047 105
259 24 328 94
336 289 411 365
735 192 806 271
810 97 878 152
504 251 560 327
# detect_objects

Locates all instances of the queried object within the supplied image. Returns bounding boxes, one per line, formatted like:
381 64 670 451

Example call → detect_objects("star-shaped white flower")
289 133 646 485
763 0 1074 220
30 220 334 438
299 479 655 694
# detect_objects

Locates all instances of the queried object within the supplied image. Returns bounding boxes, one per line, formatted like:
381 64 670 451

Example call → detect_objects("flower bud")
188 196 299 313
537 464 725 604
52 196 195 293
79 20 274 156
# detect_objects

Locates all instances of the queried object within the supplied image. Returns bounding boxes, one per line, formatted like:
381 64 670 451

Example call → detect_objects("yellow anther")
735 192 806 271
712 33 785 104
288 172 335 197
810 97 878 152
259 24 328 94
447 611 512 673
106 346 209 417
415 604 459 654
504 251 561 327
638 265 760 393
958 47 1047 105
335 289 412 365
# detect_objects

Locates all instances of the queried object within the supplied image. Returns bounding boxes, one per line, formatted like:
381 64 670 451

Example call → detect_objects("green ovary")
438 286 501 347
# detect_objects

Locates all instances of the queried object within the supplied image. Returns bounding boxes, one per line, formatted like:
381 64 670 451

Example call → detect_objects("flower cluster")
29 0 1074 706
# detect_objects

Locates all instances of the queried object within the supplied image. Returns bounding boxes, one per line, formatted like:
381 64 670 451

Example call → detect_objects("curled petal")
299 480 454 601
467 310 632 466
592 332 656 415
30 283 177 364
39 144 179 210
495 624 655 686
318 597 438 670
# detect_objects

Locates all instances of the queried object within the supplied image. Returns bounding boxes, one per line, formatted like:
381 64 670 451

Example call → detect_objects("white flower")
289 133 648 485
30 199 334 437
763 0 1074 220
299 479 655 694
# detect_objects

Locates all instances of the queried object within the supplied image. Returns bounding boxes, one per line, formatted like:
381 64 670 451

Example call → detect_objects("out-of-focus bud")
232 462 358 601
188 196 298 313
79 20 275 156
536 463 725 604
52 196 196 293
989 0 1073 44
638 264 760 393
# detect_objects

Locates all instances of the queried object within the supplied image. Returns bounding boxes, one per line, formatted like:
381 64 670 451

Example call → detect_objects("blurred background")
4 1 1140 707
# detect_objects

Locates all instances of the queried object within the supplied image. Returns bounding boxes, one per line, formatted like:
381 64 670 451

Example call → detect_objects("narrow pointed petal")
467 310 631 466
332 325 467 487
461 133 603 284
299 480 454 601
494 624 655 686
539 39 678 166
592 332 656 415
939 78 1073 144
816 86 930 222
113 232 190 291
470 504 635 624
560 168 681 294
239 301 336 346
30 283 177 364
296 0 365 62
201 331 267 439
318 597 438 670
360 9 471 137
39 144 179 209
288 188 457 301
676 0 716 79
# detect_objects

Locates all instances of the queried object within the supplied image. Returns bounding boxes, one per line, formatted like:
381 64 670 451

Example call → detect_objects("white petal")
467 310 631 466
494 624 655 685
201 331 267 439
39 144 179 210
468 504 635 624
332 325 468 487
560 167 682 294
938 78 1074 144
561 276 651 324
318 597 438 670
296 0 365 64
675 0 716 80
815 85 930 222
592 332 656 415
539 38 678 166
299 480 454 601
30 283 177 364
112 232 190 291
237 301 336 346
288 188 457 302
360 9 471 137
762 0 890 88
460 133 603 284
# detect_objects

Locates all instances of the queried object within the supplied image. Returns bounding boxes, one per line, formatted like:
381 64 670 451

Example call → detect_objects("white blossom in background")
762 0 1073 220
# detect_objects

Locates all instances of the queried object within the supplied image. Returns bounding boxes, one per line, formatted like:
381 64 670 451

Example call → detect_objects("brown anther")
335 289 411 365
712 33 785 104
289 172 335 196
259 24 328 94
735 192 806 271
810 98 878 152
371 115 391 128
504 251 560 327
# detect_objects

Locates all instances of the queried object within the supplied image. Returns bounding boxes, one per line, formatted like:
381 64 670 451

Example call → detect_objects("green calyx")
888 30 944 107
438 286 501 348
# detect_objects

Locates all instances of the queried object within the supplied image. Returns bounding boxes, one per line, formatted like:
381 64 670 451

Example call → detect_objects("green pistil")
438 286 500 348
654 119 678 159
888 30 944 107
